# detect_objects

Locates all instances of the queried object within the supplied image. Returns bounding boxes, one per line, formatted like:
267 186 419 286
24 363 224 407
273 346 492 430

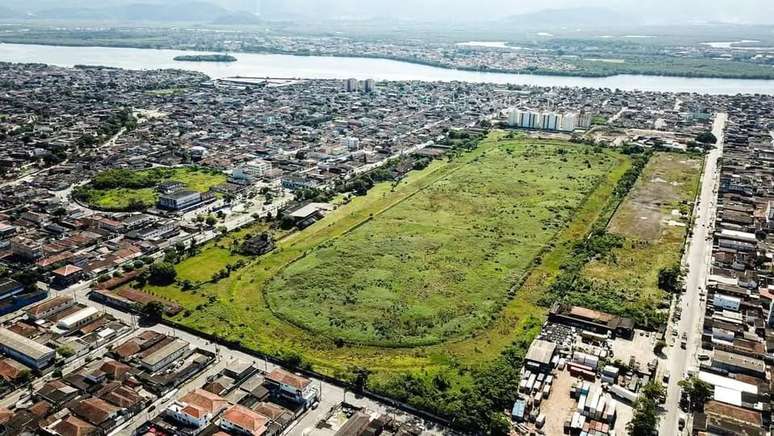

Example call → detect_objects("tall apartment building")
506 109 589 132
344 78 359 92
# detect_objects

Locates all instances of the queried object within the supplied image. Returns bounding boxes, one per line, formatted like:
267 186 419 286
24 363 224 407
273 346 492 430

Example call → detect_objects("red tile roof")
222 405 268 435
266 368 310 391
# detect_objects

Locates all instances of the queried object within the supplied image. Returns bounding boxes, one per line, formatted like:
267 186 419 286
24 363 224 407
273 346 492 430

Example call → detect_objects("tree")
142 301 165 320
57 345 75 359
696 131 717 145
654 339 667 355
641 381 666 403
148 262 177 286
205 215 217 226
658 264 683 293
679 376 714 412
627 396 659 436
11 269 42 288
279 215 296 230
17 369 32 385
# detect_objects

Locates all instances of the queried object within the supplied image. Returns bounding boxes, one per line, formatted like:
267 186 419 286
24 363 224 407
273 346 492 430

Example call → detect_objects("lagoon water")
2 43 774 95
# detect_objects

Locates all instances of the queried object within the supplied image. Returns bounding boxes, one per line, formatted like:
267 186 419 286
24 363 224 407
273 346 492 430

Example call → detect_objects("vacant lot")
265 139 621 346
581 152 701 322
148 133 631 417
76 166 226 211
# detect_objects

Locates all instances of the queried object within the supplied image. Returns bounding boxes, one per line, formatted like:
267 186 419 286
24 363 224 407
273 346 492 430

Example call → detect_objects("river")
2 42 774 95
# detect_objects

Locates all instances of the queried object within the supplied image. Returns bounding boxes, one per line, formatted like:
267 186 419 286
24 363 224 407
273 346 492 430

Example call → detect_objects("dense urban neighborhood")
0 26 773 435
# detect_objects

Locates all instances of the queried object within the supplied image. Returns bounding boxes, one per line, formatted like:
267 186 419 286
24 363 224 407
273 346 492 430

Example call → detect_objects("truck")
609 385 638 404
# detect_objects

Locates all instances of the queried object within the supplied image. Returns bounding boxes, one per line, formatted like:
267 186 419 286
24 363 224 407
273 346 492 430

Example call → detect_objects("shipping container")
597 395 607 421
606 399 617 423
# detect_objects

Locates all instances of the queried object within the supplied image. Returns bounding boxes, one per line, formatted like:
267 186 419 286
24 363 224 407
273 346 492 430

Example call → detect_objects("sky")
6 0 774 24
258 0 774 24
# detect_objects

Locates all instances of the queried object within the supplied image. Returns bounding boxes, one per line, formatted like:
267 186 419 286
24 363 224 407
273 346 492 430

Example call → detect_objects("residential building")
165 388 229 430
344 78 358 92
264 368 317 404
52 265 84 289
219 405 269 436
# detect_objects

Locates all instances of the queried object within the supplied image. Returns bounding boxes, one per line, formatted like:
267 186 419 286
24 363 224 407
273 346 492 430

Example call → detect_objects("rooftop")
0 327 54 361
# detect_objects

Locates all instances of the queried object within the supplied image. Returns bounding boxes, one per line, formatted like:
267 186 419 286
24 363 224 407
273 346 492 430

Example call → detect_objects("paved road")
660 112 726 435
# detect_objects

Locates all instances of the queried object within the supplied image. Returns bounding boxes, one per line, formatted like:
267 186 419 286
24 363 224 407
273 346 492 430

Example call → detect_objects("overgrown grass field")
265 137 622 346
76 166 226 211
579 152 702 323
146 133 632 418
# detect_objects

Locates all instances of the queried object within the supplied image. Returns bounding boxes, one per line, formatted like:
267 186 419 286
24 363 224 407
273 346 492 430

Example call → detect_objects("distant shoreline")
3 40 774 84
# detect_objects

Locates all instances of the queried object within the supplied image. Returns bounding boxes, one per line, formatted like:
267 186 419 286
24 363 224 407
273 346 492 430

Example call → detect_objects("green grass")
77 167 226 211
265 138 620 346
89 187 157 210
149 132 632 394
580 152 702 320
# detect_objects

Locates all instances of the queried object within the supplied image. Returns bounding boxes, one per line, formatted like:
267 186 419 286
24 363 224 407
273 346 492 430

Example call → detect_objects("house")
37 380 80 406
252 402 293 429
27 295 76 320
219 405 269 436
10 236 43 260
0 358 27 383
241 234 274 256
264 368 317 405
52 265 84 289
70 397 120 428
0 327 55 369
165 388 229 430
44 414 99 436
99 359 134 381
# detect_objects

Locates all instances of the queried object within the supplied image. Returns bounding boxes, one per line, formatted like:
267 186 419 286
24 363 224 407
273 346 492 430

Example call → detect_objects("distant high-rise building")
363 79 376 93
578 112 593 129
506 109 584 132
341 136 361 150
345 78 359 92
561 113 578 132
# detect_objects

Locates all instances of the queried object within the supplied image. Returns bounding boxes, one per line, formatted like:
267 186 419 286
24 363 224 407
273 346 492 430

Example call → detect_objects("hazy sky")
258 0 774 23
7 0 774 24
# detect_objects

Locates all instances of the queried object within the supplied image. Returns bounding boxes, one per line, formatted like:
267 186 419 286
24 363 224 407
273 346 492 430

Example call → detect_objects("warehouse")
525 339 557 373
56 306 101 332
140 338 189 372
0 327 55 369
